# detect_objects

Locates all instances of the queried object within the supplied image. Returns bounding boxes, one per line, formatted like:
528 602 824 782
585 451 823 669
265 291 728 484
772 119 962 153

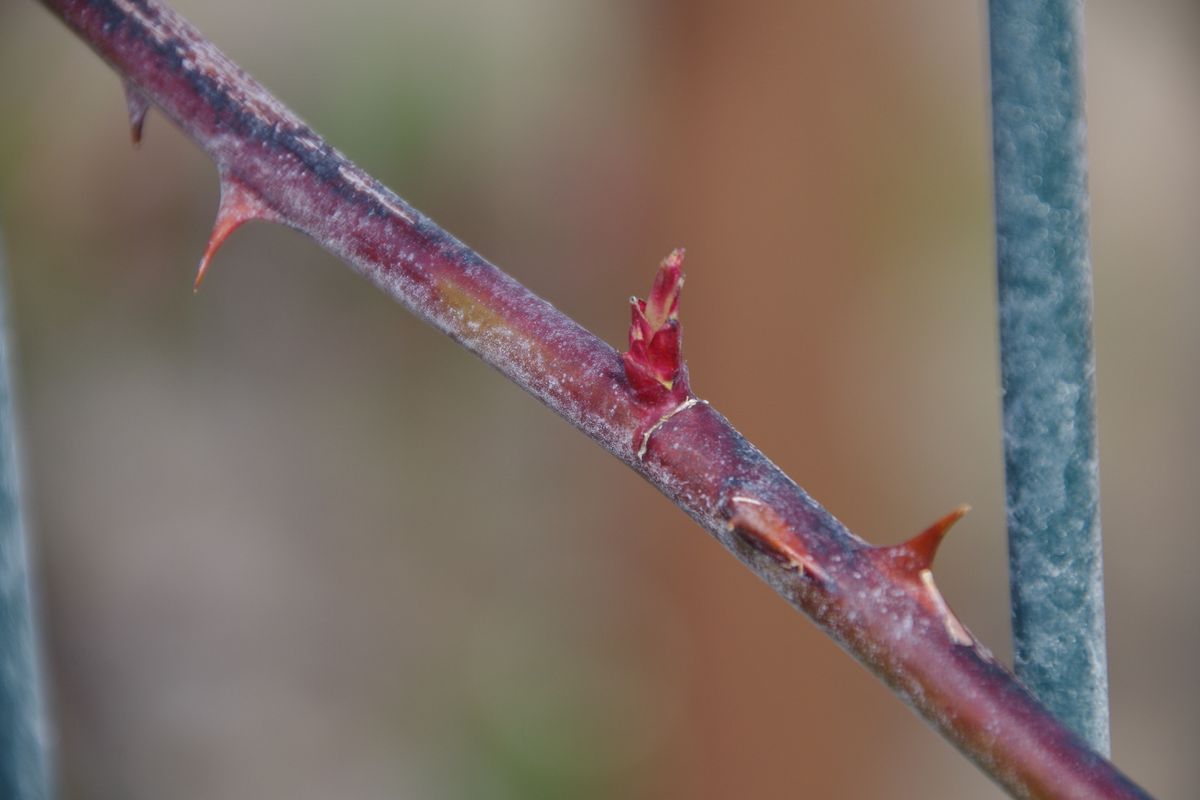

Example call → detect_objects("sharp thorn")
194 174 279 292
194 209 240 292
893 503 971 573
123 80 150 147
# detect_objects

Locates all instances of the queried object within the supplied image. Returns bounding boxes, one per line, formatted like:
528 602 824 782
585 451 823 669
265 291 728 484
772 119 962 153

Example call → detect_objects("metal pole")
0 225 52 798
987 0 1110 753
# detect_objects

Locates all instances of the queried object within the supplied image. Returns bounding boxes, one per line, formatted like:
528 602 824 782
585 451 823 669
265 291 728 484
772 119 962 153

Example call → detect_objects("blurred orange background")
0 0 1196 797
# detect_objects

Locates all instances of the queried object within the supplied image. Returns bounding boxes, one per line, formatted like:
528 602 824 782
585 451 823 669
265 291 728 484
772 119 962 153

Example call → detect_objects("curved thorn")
888 503 971 574
194 174 279 292
122 79 150 147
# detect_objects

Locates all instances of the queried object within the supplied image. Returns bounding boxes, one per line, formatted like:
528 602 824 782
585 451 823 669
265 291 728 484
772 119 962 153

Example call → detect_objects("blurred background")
0 0 1196 797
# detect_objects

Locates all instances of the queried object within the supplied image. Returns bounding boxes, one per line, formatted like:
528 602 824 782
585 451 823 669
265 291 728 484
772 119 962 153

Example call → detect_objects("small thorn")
194 174 279 291
123 80 150 147
725 496 829 583
884 504 971 574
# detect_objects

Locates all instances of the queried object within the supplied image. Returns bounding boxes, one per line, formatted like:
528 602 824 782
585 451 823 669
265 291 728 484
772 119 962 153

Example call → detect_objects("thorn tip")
123 80 150 148
193 174 280 292
881 503 971 574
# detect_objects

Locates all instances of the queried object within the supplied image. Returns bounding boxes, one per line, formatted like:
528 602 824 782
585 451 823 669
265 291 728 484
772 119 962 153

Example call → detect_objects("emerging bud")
622 249 690 403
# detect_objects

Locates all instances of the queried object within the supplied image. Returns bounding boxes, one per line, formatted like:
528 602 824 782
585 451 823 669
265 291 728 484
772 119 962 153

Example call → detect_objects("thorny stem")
37 2 1149 798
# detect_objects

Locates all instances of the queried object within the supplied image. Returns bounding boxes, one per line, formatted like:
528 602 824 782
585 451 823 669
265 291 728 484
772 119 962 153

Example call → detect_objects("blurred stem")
0 224 53 799
988 0 1110 753
37 1 1145 797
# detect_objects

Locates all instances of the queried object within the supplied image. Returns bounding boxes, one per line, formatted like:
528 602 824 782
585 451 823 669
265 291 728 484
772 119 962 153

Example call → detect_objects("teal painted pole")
987 0 1110 753
0 226 52 798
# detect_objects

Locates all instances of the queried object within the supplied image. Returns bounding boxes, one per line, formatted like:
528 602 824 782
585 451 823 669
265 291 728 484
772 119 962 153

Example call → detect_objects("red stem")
36 2 1151 798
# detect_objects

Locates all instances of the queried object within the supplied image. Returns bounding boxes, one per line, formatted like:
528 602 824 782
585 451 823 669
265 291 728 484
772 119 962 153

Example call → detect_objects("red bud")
623 250 690 403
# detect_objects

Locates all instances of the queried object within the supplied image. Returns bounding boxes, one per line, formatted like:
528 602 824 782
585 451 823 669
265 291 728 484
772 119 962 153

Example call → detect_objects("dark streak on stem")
37 1 1150 798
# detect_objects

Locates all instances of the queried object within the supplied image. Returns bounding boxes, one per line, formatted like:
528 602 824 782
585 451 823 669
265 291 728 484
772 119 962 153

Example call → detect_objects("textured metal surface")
0 227 51 799
988 0 1110 753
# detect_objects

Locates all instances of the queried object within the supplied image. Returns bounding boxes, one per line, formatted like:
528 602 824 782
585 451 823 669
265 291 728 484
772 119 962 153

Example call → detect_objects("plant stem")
37 1 1146 797
0 224 53 800
988 0 1110 753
